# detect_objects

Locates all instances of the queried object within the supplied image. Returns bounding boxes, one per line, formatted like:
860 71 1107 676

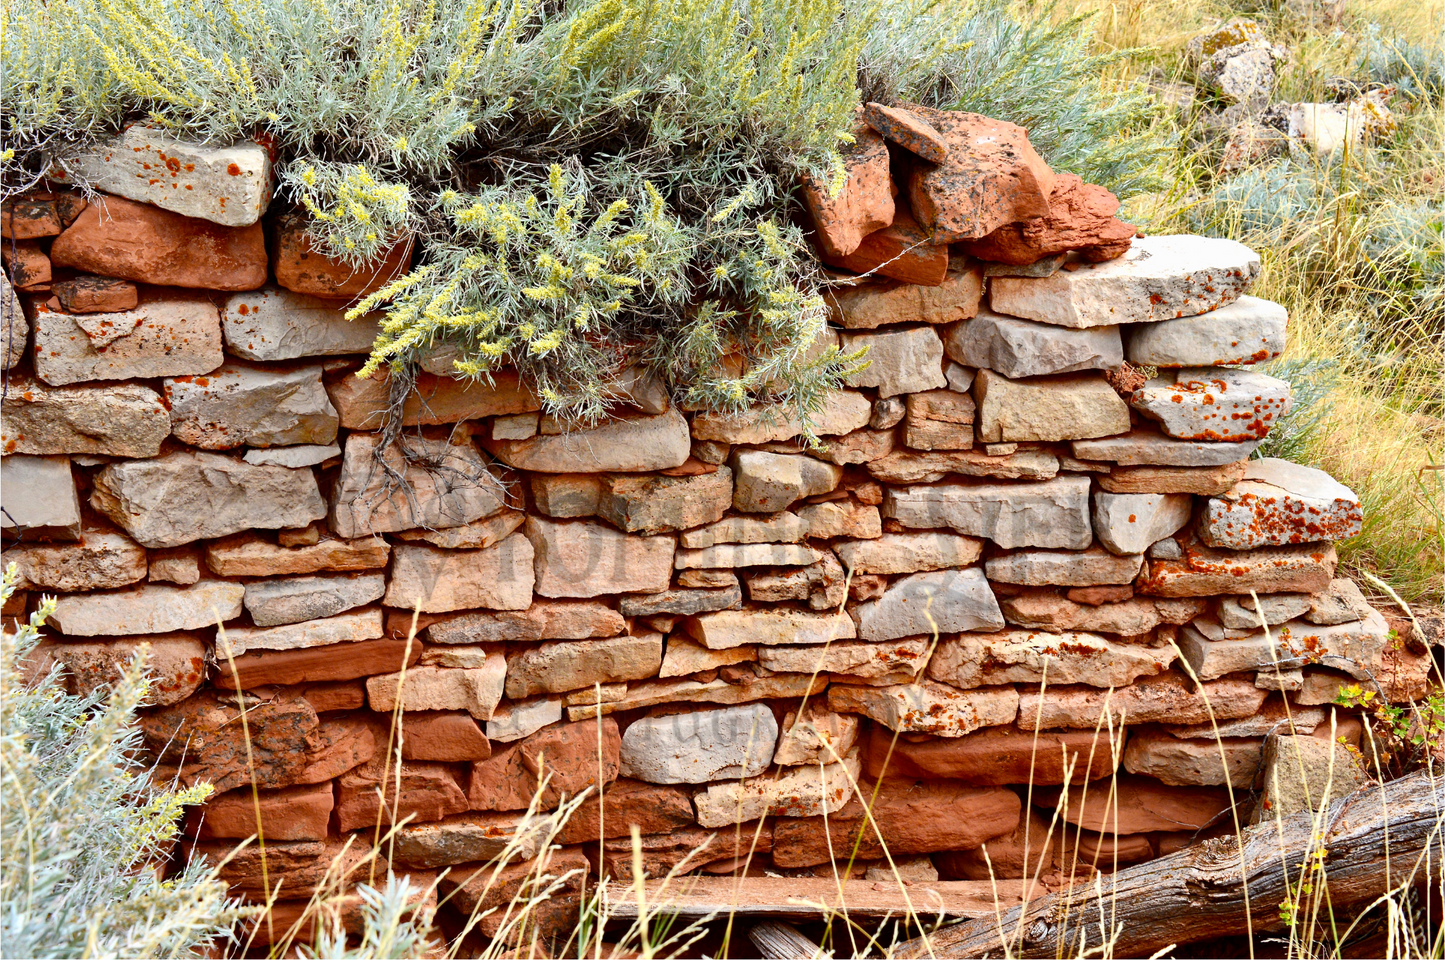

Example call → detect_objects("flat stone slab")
731 451 843 513
1125 295 1287 367
974 369 1130 443
946 309 1122 378
619 704 777 784
855 568 1005 641
1 456 82 541
242 443 340 468
985 546 1143 586
867 448 1060 485
367 660 508 720
1092 491 1193 555
1199 457 1362 549
695 756 858 828
989 235 1261 328
49 126 271 226
674 543 820 569
929 630 1176 688
91 451 326 548
244 574 386 627
2 376 169 457
1018 672 1267 729
33 298 223 386
505 633 663 698
596 469 732 534
828 681 1019 737
50 581 245 636
687 608 857 649
166 362 337 450
222 287 380 360
329 433 505 539
222 609 385 656
1139 541 1337 597
384 536 534 613
825 264 984 329
483 409 691 472
1178 607 1390 681
1 526 147 591
618 585 742 617
883 476 1092 550
1217 593 1313 629
690 390 871 444
833 532 983 575
758 638 930 682
1132 367 1291 442
525 518 674 598
840 327 947 398
205 532 390 577
679 512 807 548
1072 429 1260 466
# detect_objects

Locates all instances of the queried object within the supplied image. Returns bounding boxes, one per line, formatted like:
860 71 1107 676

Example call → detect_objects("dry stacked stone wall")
0 114 1434 937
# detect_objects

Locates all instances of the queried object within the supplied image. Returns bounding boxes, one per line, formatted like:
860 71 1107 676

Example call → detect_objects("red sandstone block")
188 782 334 841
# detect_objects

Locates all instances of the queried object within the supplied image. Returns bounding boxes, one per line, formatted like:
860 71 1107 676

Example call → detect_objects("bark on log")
748 921 831 959
893 770 1444 959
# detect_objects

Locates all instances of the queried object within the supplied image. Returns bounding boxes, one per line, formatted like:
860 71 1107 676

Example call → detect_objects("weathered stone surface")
483 409 690 473
50 580 243 636
907 109 1054 243
554 779 695 844
868 448 1060 485
272 214 412 301
1122 727 1263 787
384 537 534 613
205 533 389 577
946 309 1123 379
141 691 320 793
221 287 379 360
1040 774 1236 835
525 518 673 598
1138 541 1337 597
619 704 777 784
394 510 524 551
855 566 1005 641
865 724 1119 785
244 574 385 627
692 391 873 446
1133 367 1291 443
772 779 1021 867
32 298 224 386
1252 734 1366 823
817 428 897 463
391 811 551 868
799 126 894 259
1091 492 1193 556
694 754 858 828
827 262 985 330
329 433 505 539
213 637 421 690
797 501 882 540
1217 593 1312 630
758 638 929 683
905 388 976 426
529 474 601 518
221 609 384 656
840 327 947 398
658 635 755 678
680 512 807 548
1 193 64 240
1164 697 1325 739
1305 577 1372 626
165 362 336 450
833 532 982 575
1100 460 1247 495
1179 608 1390 681
568 673 824 720
49 127 271 226
1072 428 1260 466
2 527 147 591
990 235 1260 328
883 476 1092 549
829 681 1019 737
1126 295 1287 367
863 102 947 162
191 783 333 842
744 553 845 611
974 369 1130 443
2 377 168 457
3 238 50 287
731 451 842 513
1000 591 1203 635
675 543 820 569
935 808 1059 880
596 469 732 534
1018 672 1268 729
823 210 948 285
242 443 339 468
367 658 507 720
485 697 563 742
961 173 1136 265
336 756 469 832
91 451 325 548
53 276 136 314
1 456 82 541
987 546 1142 587
1199 457 1361 550
2 275 26 371
688 608 856 649
618 585 741 617
40 634 206 706
774 709 860 766
929 630 1175 689
505 633 662 698
49 196 266 290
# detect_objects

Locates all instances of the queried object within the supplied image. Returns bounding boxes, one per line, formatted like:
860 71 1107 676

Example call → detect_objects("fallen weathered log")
749 920 830 959
893 769 1444 959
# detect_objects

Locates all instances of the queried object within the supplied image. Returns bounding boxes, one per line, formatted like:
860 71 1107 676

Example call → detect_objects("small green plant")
0 565 244 957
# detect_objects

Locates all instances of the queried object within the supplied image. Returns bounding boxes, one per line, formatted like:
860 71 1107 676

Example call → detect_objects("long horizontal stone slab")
855 568 1005 640
482 409 690 472
1131 367 1291 443
828 681 1019 737
566 674 825 720
686 608 857 649
222 287 380 360
1137 541 1337 597
1071 429 1260 467
33 298 224 385
945 309 1122 378
928 630 1176 688
49 581 245 636
1125 295 1287 367
221 609 385 656
866 448 1059 484
883 476 1091 549
1198 457 1362 549
2 377 169 457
